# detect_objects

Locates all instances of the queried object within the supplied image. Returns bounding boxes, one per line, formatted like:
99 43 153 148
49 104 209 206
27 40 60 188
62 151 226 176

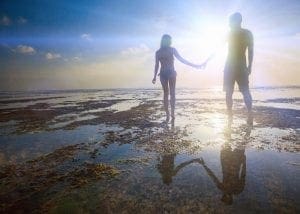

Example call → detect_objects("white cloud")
18 17 27 24
73 56 81 61
81 33 92 41
62 56 81 62
121 44 151 56
45 52 61 60
15 45 36 54
0 15 11 26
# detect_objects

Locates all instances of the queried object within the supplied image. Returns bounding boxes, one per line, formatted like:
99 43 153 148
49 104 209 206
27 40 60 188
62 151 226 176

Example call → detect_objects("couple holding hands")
152 12 253 126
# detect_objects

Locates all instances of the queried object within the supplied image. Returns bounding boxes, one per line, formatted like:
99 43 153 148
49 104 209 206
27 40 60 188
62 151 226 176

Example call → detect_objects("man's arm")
202 162 223 189
247 31 254 75
152 52 159 84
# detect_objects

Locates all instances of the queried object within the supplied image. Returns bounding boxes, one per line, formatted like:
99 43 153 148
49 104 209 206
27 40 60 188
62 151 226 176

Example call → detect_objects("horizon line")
0 85 299 93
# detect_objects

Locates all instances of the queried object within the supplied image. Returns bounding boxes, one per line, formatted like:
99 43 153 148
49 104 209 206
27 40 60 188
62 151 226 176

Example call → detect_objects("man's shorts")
223 70 249 92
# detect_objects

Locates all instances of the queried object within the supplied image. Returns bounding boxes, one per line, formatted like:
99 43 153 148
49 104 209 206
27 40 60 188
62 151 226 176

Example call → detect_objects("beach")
0 87 299 213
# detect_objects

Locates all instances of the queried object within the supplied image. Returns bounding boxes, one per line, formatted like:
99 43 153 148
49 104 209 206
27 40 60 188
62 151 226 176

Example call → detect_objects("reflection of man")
221 144 246 204
224 12 253 125
198 126 249 205
200 144 246 205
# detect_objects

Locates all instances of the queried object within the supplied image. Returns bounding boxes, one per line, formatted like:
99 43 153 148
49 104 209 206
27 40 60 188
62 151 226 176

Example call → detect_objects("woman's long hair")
160 34 172 48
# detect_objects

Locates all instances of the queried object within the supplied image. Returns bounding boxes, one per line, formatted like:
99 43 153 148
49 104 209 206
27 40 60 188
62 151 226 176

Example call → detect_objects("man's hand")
152 77 156 84
247 66 252 75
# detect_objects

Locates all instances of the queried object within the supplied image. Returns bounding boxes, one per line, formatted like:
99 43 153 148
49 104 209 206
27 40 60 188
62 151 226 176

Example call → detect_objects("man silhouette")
224 12 253 125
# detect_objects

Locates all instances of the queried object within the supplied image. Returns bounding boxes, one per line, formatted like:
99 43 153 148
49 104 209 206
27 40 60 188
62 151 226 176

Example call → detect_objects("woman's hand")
152 77 156 84
196 62 207 69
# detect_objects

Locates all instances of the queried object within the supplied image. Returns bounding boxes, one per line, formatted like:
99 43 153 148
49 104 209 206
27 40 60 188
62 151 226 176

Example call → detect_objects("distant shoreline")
0 85 299 94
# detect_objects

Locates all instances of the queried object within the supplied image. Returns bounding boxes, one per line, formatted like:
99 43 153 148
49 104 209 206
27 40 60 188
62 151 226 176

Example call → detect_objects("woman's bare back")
156 47 175 71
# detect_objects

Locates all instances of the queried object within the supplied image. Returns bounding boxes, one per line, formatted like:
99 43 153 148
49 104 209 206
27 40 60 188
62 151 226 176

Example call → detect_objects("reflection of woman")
152 34 204 122
157 153 199 185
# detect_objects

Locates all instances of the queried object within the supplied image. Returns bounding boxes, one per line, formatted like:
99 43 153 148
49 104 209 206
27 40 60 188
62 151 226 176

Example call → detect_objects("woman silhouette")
152 34 204 122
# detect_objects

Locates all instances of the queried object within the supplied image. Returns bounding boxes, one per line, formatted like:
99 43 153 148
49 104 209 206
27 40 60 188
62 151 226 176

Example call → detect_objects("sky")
0 0 300 90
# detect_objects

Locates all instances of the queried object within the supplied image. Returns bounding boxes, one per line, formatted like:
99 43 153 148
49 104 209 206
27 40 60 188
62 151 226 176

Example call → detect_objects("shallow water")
0 87 299 213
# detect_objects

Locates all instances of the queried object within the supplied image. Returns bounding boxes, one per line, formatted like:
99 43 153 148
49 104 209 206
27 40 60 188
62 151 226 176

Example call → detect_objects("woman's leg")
160 77 170 121
169 75 176 120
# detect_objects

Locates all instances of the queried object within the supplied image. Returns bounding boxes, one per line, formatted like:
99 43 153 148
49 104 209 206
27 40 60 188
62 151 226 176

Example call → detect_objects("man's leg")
224 71 234 127
241 89 252 113
226 89 234 115
238 72 253 125
226 89 234 127
241 89 253 125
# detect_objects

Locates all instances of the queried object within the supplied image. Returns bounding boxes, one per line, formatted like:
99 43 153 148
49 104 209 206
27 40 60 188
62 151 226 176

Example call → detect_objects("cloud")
0 15 11 26
62 56 81 62
121 44 151 56
45 52 61 60
81 33 92 41
72 56 81 61
18 17 27 24
15 45 36 54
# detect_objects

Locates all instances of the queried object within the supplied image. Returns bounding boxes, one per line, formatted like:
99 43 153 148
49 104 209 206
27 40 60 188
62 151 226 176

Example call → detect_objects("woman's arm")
173 48 199 68
173 159 199 175
152 52 159 84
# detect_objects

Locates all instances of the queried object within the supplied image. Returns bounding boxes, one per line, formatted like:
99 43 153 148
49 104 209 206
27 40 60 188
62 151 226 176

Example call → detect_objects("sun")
199 21 228 55
179 19 228 60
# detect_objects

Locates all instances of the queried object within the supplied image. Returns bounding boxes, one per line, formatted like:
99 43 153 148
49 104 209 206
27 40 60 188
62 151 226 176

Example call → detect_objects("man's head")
229 12 242 29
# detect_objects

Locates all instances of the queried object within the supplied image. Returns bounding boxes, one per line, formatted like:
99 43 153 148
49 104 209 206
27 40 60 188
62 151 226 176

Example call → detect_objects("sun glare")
200 22 228 55
181 19 228 61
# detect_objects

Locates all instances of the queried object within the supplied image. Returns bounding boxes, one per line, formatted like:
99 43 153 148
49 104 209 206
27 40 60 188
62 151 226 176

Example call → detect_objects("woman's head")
160 34 172 48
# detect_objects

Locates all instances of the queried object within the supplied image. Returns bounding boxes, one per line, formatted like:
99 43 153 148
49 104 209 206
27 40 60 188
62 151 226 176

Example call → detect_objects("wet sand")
0 87 299 213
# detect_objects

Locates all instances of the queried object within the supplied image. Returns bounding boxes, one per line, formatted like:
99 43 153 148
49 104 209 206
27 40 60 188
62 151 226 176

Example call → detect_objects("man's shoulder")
242 28 253 36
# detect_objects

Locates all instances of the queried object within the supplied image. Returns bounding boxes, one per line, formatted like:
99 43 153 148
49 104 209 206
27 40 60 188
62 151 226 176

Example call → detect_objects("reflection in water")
157 153 198 185
157 118 253 204
156 118 252 205
157 120 198 185
201 124 251 205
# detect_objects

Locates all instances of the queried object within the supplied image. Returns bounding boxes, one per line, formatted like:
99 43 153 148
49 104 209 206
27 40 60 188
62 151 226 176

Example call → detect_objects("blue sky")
1 0 300 90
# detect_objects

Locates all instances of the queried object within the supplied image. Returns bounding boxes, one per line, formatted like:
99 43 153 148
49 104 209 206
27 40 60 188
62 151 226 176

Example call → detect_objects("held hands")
192 157 205 165
195 62 207 70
